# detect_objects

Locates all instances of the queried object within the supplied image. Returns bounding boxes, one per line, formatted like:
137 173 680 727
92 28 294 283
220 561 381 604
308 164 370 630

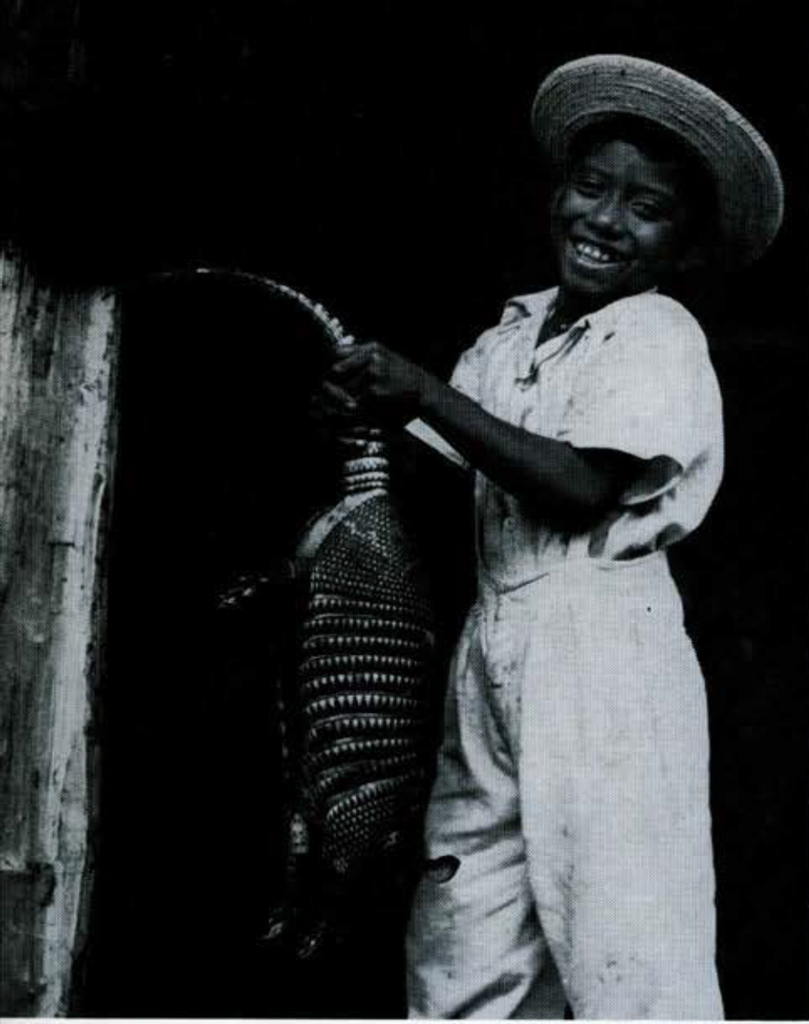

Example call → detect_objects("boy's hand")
327 341 430 424
309 378 363 430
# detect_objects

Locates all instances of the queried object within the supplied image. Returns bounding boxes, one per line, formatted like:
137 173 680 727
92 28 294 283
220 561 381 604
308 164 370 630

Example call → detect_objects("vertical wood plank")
0 248 119 1016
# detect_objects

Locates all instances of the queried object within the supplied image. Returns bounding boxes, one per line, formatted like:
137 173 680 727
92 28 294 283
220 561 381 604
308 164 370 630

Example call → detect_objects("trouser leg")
519 565 724 1020
405 605 565 1019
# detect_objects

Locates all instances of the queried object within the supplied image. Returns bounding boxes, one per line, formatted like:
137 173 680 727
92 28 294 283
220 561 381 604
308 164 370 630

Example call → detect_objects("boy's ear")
673 234 715 275
673 247 705 274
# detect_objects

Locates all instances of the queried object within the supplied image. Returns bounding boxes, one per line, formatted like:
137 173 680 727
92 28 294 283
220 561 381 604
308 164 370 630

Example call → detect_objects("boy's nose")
585 193 624 236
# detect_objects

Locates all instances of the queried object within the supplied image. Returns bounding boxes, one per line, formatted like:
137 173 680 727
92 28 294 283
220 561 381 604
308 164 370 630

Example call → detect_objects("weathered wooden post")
0 248 120 1015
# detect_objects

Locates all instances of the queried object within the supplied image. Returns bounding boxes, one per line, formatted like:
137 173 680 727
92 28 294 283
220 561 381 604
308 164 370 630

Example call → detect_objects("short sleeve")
447 344 481 399
557 295 722 492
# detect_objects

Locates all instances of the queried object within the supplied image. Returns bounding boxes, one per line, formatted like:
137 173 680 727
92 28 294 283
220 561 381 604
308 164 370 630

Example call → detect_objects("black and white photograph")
0 1 806 1020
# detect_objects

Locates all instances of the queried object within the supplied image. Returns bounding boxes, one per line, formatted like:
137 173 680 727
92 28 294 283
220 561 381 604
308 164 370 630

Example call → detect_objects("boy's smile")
551 136 699 315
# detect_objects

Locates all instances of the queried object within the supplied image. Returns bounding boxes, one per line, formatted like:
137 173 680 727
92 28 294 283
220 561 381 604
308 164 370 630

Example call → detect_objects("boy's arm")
328 343 643 520
415 371 641 519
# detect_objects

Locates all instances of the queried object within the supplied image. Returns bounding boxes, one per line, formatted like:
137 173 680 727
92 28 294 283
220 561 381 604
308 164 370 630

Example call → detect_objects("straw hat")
531 55 784 268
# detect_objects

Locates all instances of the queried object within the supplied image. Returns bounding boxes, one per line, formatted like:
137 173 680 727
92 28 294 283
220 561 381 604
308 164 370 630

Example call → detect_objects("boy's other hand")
309 378 363 432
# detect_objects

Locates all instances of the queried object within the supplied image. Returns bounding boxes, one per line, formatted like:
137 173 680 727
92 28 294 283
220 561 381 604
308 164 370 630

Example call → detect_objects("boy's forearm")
415 373 628 516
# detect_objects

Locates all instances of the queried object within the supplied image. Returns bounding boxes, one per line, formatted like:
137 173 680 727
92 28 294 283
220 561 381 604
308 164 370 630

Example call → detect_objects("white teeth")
574 241 623 264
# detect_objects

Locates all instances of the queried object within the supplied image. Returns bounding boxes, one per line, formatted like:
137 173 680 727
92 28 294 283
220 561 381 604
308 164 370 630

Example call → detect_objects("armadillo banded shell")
304 691 425 720
306 711 426 753
302 633 426 657
323 773 428 875
296 492 436 890
312 753 422 806
302 614 429 637
299 652 426 676
306 734 419 772
301 672 424 702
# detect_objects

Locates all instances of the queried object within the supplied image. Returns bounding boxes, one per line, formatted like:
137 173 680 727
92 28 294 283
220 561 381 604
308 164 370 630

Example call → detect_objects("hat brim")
531 55 784 268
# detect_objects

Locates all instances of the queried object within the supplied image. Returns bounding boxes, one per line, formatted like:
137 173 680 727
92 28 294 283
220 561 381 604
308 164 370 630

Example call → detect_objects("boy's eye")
631 198 674 221
570 175 604 197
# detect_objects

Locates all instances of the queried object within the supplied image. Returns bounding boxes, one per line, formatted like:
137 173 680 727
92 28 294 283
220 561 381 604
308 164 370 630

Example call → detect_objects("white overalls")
405 289 725 1019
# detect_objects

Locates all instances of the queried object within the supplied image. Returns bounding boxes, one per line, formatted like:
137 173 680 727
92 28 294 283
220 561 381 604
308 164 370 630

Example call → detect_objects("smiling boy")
553 117 714 310
318 55 783 1018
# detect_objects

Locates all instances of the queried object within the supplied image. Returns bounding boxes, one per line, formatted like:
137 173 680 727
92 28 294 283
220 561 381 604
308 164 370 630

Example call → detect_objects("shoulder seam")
607 292 706 341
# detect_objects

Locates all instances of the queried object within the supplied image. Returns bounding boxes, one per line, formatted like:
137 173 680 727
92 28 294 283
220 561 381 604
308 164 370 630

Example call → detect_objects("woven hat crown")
531 55 784 268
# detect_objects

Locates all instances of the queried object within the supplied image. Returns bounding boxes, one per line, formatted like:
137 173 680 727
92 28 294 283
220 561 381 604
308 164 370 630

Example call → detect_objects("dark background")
2 0 807 1018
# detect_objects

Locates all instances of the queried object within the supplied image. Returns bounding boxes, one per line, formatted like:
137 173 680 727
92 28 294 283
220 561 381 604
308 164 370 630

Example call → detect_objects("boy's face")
551 136 698 309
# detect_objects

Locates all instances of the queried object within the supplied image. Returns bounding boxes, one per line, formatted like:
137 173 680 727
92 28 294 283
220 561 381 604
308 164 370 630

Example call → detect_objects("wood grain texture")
0 248 119 1015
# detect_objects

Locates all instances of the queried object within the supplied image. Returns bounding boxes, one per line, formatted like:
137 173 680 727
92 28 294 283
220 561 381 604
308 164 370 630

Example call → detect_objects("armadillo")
192 268 438 959
272 430 437 958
